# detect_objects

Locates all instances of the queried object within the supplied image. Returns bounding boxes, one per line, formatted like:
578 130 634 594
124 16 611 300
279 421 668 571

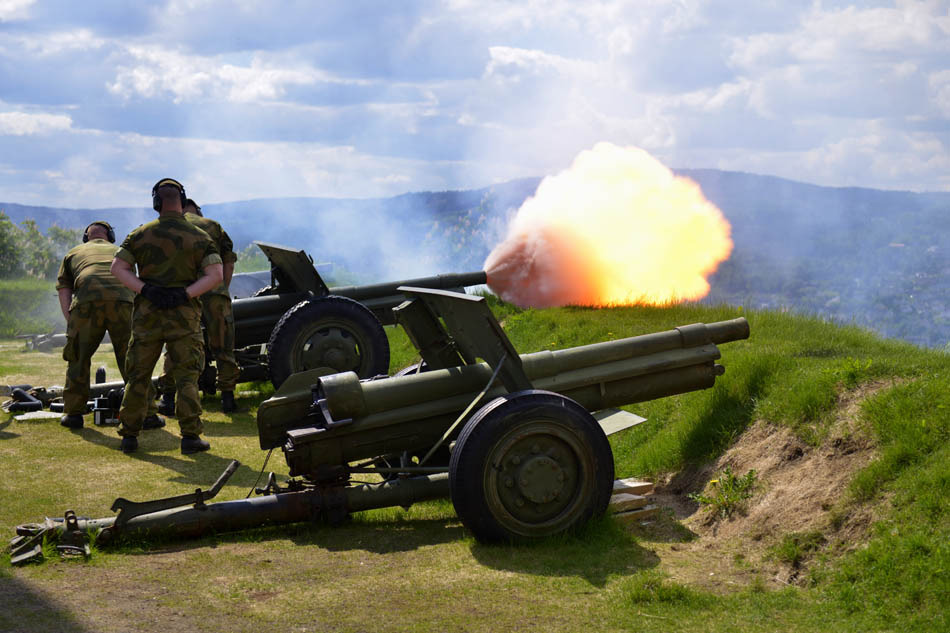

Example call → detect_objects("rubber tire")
449 389 614 543
267 295 390 388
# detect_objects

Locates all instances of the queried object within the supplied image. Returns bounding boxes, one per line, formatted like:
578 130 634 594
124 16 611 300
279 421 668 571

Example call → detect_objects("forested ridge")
2 170 947 348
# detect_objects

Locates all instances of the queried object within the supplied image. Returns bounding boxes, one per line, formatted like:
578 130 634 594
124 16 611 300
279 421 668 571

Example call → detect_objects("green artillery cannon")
10 288 749 563
227 242 486 388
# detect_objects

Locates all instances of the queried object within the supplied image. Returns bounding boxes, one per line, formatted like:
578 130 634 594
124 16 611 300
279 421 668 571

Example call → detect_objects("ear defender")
151 178 187 211
83 221 116 243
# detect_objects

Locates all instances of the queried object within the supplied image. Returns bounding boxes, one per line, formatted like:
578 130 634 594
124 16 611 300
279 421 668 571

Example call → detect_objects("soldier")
56 221 165 430
111 178 223 455
158 198 241 414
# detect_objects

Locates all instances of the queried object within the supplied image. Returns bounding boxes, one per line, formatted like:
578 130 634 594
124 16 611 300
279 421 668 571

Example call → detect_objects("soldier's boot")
142 414 166 430
158 392 176 417
120 436 138 454
221 391 239 413
181 435 211 455
60 414 84 429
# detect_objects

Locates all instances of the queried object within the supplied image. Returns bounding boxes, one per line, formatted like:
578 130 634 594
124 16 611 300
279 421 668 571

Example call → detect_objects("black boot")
142 414 166 430
221 391 238 413
181 435 211 455
60 414 84 429
158 391 176 416
120 435 138 454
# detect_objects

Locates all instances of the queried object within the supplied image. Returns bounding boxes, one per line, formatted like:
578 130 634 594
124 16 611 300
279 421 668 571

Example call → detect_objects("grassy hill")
1 301 947 632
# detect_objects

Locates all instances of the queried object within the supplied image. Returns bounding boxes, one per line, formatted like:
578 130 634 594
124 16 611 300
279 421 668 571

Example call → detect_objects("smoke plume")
484 142 733 307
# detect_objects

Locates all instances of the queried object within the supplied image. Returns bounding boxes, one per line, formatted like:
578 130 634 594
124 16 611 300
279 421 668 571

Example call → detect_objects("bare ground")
628 381 893 592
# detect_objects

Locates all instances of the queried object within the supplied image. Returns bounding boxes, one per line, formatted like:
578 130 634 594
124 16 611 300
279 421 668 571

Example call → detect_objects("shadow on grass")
199 413 260 438
108 513 655 588
679 359 773 466
469 518 660 587
74 426 261 487
0 572 92 633
0 417 17 440
115 516 468 560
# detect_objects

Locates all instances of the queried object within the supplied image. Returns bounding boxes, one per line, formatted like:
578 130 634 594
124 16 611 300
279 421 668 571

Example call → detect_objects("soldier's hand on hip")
141 283 170 308
164 287 190 309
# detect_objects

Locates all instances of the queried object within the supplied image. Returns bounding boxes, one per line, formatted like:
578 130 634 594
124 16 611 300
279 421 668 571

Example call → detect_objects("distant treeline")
0 211 81 280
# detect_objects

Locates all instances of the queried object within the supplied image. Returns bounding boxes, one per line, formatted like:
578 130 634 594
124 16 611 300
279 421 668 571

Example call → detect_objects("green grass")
2 301 948 632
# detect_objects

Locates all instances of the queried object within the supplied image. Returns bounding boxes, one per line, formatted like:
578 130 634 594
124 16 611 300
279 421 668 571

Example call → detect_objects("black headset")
151 178 187 211
83 221 116 243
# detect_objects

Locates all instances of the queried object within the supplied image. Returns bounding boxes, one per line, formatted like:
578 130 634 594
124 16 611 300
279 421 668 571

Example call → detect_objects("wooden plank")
613 478 654 496
609 493 649 513
613 504 661 524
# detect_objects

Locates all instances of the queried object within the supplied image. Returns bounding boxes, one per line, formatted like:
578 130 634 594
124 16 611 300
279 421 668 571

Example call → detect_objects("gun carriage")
219 242 486 389
11 287 749 563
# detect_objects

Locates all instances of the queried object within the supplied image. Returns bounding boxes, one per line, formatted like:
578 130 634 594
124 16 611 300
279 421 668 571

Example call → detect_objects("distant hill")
2 171 947 348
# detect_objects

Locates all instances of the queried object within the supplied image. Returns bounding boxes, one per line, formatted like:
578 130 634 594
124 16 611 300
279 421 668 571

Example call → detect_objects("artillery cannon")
10 288 749 563
2 243 484 411
226 242 486 388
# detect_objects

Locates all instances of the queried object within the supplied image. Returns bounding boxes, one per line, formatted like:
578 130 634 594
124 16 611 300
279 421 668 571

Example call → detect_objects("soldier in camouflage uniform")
55 221 165 430
158 198 241 414
111 178 223 455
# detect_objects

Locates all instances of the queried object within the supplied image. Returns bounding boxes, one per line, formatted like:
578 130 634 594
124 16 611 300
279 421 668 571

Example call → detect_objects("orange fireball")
485 142 733 308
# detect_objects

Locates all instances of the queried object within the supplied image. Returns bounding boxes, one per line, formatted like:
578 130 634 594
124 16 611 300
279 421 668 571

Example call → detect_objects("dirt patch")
633 381 895 591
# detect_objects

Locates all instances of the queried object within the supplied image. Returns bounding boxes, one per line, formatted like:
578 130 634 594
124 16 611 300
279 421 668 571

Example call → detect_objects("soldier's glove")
163 287 190 309
140 283 173 309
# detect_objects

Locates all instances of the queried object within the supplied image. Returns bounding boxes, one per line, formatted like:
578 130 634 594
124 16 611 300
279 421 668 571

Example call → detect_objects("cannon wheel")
449 390 614 542
267 295 390 388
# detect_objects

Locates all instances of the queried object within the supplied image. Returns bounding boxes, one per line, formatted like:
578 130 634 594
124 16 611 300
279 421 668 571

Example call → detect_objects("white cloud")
0 111 72 135
0 0 34 21
0 0 948 204
484 46 599 83
930 69 950 115
108 46 335 103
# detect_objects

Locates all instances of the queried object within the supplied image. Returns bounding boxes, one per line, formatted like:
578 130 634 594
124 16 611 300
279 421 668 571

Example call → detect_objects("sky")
0 0 948 208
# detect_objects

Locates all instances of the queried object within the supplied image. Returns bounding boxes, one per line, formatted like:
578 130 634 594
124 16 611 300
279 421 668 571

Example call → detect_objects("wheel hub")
516 455 565 504
301 327 360 372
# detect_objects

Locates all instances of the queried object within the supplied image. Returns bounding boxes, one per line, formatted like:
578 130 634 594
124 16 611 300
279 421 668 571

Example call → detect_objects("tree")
0 211 23 278
18 219 58 279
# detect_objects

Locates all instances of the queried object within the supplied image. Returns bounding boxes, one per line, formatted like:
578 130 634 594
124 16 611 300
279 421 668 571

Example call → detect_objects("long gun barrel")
259 312 749 476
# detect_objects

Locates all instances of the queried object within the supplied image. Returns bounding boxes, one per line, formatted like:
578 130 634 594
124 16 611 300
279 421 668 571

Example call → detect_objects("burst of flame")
484 142 733 308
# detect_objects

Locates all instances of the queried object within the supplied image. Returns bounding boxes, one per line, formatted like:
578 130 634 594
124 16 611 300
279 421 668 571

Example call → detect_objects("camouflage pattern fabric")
119 323 204 436
57 239 134 308
160 293 239 392
183 212 236 298
116 215 221 437
58 240 157 416
62 301 132 415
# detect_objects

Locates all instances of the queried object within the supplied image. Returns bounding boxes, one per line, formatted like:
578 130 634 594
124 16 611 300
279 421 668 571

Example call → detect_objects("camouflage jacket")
56 239 135 309
184 211 237 298
115 215 222 324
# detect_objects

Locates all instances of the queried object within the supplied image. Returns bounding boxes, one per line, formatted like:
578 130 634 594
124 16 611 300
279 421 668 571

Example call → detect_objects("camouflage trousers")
63 301 133 415
161 294 239 393
119 308 204 438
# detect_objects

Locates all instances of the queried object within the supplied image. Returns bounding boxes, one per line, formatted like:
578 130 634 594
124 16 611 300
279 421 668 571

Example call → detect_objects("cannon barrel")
329 271 487 303
259 317 750 473
231 271 487 347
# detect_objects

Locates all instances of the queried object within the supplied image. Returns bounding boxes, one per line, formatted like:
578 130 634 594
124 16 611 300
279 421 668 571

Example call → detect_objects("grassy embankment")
0 297 946 632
